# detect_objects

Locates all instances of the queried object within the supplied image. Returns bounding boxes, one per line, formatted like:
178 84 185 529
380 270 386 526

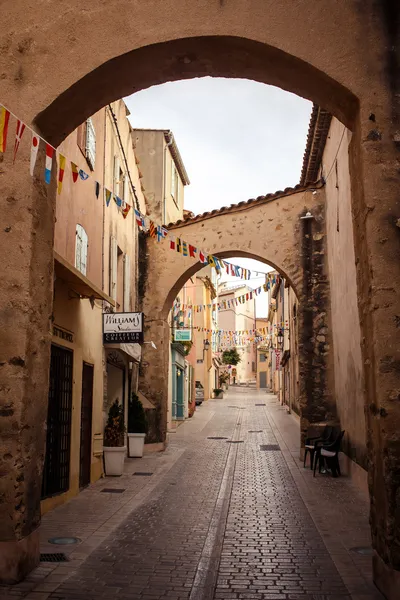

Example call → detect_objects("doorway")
260 371 267 388
42 344 73 499
79 362 94 489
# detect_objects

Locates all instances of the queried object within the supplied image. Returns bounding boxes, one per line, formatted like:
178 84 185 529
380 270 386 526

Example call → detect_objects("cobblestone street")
1 390 382 600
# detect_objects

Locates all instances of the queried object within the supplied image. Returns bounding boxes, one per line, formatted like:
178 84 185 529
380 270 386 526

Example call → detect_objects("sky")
124 78 312 316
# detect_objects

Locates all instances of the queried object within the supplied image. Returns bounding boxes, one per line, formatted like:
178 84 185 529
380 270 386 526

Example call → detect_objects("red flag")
71 162 79 183
122 203 131 219
189 244 196 258
13 120 26 163
0 107 10 153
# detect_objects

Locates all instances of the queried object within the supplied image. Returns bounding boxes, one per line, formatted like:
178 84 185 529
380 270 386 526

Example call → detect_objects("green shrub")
128 393 148 434
104 399 125 447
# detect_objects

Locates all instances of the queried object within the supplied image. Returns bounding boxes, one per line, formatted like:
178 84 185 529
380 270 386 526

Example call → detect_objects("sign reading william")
103 312 144 344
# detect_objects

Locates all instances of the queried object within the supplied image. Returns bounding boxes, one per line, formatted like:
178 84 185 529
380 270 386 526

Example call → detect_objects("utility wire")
324 125 346 182
107 104 141 212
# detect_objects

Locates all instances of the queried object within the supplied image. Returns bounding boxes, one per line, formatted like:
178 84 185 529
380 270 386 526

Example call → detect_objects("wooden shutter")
123 174 129 202
123 254 131 311
110 236 118 300
75 226 82 271
171 161 175 198
85 118 96 170
113 157 120 195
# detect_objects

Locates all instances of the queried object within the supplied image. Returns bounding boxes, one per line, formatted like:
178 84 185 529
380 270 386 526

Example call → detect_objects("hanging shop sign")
174 329 192 342
103 312 144 344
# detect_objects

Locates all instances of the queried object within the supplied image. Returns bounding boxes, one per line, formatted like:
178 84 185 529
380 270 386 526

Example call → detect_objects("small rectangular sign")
103 312 144 344
174 329 192 342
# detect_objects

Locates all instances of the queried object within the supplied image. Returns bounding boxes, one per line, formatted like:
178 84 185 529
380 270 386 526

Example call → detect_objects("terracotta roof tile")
300 104 332 186
167 182 321 229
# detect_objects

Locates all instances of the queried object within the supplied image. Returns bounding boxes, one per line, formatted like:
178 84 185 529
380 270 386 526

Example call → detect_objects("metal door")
260 371 267 388
79 363 94 488
42 345 73 498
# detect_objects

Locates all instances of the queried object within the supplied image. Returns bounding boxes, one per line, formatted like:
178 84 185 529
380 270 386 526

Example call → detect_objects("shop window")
75 224 88 276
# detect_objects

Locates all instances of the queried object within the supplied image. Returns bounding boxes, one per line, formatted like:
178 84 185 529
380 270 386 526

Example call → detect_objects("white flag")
30 133 39 176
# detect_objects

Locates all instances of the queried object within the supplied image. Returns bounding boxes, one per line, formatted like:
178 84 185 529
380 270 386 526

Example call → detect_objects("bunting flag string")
0 100 280 282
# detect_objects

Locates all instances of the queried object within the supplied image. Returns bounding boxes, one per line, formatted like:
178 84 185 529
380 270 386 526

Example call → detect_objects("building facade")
42 100 146 513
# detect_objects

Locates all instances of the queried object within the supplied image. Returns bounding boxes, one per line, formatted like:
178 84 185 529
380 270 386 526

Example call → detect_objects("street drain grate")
255 403 266 406
260 444 280 451
40 553 68 563
133 472 153 476
350 546 374 556
207 436 229 440
101 488 126 493
227 440 244 444
249 430 263 433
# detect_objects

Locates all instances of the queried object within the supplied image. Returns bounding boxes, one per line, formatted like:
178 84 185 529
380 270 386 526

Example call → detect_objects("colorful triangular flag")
13 120 25 163
44 144 54 184
71 162 79 183
0 107 10 153
30 133 40 176
57 155 66 195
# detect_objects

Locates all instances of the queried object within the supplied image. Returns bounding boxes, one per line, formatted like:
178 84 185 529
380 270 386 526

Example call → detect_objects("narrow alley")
1 390 381 600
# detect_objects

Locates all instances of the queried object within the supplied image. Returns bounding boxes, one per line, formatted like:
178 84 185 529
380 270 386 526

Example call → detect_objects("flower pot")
128 433 146 458
103 445 126 476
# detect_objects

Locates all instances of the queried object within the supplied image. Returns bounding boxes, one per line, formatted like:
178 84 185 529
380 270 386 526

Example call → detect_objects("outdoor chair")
313 430 345 478
303 425 335 470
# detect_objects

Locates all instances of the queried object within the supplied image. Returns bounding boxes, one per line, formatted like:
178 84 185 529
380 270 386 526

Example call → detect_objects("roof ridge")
168 181 322 229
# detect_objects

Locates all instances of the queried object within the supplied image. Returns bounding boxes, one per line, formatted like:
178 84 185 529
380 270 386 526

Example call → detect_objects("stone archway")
1 2 400 594
139 184 334 455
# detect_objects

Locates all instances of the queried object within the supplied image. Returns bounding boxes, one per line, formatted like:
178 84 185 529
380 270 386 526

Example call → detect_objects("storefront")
171 342 186 421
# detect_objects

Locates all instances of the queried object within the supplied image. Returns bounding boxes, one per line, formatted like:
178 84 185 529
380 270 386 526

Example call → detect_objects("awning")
105 343 141 363
54 251 115 306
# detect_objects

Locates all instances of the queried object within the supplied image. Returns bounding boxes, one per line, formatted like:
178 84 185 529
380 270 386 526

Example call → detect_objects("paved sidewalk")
0 390 382 600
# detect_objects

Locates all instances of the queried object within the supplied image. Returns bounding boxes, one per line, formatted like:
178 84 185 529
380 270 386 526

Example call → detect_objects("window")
260 353 267 362
75 224 88 276
171 161 179 206
123 174 129 202
113 156 122 196
109 236 117 301
123 254 131 311
85 118 96 170
77 118 96 171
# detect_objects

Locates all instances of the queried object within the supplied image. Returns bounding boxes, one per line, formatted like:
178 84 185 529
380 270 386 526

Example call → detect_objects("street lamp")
203 338 210 361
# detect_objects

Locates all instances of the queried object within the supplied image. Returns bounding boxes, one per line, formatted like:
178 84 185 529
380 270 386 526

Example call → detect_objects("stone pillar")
298 198 337 449
138 318 170 442
0 145 55 582
350 103 400 597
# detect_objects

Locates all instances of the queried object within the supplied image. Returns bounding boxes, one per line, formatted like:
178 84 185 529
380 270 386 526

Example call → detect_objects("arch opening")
161 251 299 320
34 36 358 146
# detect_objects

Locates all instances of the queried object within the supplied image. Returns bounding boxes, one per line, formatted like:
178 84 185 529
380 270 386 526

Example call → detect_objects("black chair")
303 426 335 470
313 430 345 477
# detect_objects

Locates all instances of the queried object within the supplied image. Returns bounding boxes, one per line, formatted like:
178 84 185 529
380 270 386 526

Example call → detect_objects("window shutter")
81 228 88 276
171 161 175 198
110 235 118 300
123 254 131 311
123 174 129 202
75 224 88 275
113 157 120 195
85 118 96 170
75 226 82 271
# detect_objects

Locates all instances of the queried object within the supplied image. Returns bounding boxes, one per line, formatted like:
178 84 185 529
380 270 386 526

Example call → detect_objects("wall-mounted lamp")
300 211 314 220
204 340 210 351
277 329 284 348
143 341 157 350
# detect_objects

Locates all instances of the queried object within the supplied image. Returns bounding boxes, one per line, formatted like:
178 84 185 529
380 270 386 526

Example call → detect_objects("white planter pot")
214 393 224 399
103 446 126 476
128 433 146 458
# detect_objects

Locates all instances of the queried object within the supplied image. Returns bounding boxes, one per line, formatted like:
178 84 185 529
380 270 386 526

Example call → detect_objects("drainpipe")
163 131 174 225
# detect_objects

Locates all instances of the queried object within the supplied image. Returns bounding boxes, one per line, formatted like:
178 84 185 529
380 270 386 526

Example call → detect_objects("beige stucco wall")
41 279 104 514
322 118 366 469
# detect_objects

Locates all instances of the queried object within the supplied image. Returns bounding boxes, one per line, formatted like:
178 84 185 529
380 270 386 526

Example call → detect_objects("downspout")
163 131 174 225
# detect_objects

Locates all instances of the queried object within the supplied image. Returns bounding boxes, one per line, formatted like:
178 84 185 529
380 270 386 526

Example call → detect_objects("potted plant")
127 393 148 458
219 372 230 390
103 399 126 476
213 388 224 399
